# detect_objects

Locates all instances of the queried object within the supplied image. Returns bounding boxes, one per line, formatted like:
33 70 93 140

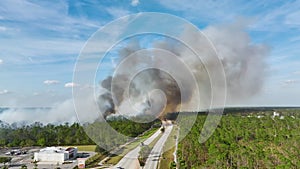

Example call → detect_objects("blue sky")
0 0 299 107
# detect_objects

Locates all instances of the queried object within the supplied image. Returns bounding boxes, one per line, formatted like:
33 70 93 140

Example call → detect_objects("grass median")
159 125 178 169
105 127 162 165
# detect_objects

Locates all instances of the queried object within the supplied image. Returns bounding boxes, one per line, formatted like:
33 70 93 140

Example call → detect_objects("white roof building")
34 147 77 164
273 111 280 117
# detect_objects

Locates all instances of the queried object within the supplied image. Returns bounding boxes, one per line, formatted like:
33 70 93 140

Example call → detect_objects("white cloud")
158 0 300 32
106 7 130 19
0 1 101 65
0 1 100 30
158 0 240 23
293 71 300 75
44 80 60 85
284 10 300 27
0 90 11 95
131 0 139 6
282 79 298 85
0 26 7 31
0 59 3 64
64 82 80 88
250 1 300 31
0 38 85 65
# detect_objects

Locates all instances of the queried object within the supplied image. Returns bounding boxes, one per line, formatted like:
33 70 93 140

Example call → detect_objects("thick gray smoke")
98 91 115 119
97 22 269 119
0 88 99 125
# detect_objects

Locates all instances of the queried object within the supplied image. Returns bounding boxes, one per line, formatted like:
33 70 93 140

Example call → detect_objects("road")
143 125 173 169
112 128 162 169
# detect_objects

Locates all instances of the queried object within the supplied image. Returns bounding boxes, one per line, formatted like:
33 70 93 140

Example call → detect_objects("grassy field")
159 125 178 169
71 145 97 152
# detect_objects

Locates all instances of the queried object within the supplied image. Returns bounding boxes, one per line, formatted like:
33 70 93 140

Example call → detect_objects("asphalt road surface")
143 125 173 169
113 127 162 169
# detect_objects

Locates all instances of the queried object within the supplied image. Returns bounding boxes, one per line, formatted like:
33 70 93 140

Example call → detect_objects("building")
273 111 280 118
34 147 78 164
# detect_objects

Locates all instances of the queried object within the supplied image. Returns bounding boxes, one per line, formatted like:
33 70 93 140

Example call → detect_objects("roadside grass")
64 130 158 153
140 127 159 139
71 145 97 152
72 152 108 169
84 152 107 168
159 125 178 169
105 127 161 165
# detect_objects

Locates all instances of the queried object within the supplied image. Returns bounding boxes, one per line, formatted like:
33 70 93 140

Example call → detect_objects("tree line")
0 116 158 148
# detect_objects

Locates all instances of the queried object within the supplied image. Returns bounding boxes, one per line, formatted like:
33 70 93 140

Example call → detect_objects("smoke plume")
97 22 269 119
0 88 99 125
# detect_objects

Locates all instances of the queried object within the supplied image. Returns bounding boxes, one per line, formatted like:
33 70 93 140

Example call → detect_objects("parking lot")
0 147 95 169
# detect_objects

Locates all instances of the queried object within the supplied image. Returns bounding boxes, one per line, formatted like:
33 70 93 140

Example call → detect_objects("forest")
177 109 300 168
0 117 157 148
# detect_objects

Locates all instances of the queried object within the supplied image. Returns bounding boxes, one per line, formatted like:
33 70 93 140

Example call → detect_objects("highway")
143 125 173 169
112 127 162 169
